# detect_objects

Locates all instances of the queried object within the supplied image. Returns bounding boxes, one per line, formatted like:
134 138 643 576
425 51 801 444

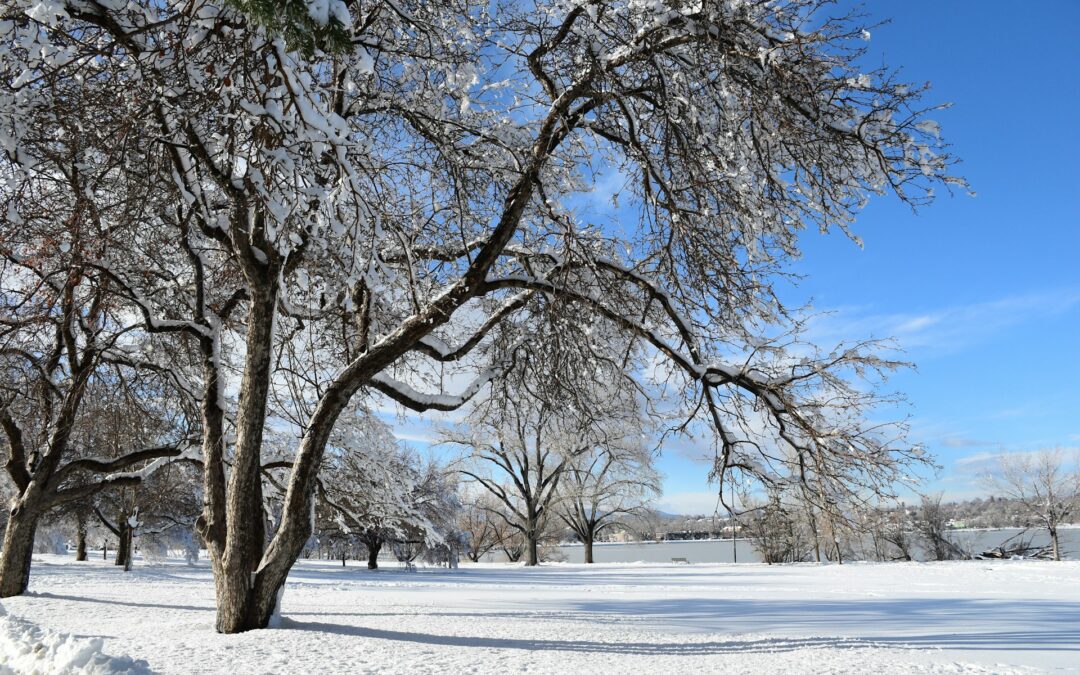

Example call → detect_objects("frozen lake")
553 527 1080 563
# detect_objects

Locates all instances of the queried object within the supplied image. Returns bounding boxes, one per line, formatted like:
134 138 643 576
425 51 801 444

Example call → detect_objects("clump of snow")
0 603 151 675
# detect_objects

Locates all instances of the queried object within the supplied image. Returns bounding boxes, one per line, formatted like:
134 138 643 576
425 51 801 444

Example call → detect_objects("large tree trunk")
75 513 87 561
1050 527 1061 561
212 286 278 634
583 536 594 564
213 573 284 633
114 519 132 568
0 506 39 598
366 537 382 570
214 507 275 633
122 525 134 571
524 519 539 567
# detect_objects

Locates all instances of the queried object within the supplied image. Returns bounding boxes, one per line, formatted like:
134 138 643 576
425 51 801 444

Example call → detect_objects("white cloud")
941 436 996 448
804 287 1080 357
931 446 1080 497
657 490 726 516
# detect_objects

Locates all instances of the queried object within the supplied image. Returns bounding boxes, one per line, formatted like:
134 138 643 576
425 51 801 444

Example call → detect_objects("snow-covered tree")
458 493 505 563
92 459 201 571
301 411 454 569
0 181 197 595
557 432 660 563
915 494 965 561
984 450 1079 561
2 0 959 630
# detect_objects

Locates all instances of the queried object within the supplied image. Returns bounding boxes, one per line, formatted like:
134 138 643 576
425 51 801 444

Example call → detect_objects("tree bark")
583 536 594 564
525 524 539 567
212 285 279 634
115 519 132 568
1050 527 1060 561
366 538 382 570
0 506 39 597
75 513 87 561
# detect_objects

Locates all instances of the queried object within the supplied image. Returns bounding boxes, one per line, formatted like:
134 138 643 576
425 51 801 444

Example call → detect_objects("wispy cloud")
657 490 726 516
805 287 1080 357
946 446 1080 486
941 436 997 448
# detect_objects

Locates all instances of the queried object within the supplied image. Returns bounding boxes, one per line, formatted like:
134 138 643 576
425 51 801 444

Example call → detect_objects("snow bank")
0 602 151 675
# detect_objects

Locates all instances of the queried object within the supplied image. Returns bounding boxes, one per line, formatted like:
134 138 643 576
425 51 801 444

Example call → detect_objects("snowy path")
3 556 1078 673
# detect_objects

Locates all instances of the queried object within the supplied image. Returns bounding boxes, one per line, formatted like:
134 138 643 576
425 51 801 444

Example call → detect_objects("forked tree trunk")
213 490 280 633
0 506 39 598
214 573 283 632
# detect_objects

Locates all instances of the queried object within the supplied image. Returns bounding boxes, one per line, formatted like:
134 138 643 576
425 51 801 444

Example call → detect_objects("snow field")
0 602 150 674
3 555 1078 674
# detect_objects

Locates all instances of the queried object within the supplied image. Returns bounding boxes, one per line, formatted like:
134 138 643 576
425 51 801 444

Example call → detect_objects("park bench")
671 557 690 564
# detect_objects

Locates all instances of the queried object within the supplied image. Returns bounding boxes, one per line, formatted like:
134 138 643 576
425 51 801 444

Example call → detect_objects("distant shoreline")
559 538 752 547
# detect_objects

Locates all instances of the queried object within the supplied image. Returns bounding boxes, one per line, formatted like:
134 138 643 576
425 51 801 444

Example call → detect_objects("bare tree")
876 504 915 561
742 488 812 564
451 399 580 567
459 494 505 563
496 520 527 563
915 494 965 561
558 440 660 563
984 450 1079 561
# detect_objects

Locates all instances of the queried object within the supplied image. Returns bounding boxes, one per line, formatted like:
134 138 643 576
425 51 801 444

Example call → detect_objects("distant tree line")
734 450 1079 563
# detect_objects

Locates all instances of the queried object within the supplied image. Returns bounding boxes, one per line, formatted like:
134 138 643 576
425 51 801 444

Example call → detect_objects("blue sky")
387 2 1080 515
656 1 1080 513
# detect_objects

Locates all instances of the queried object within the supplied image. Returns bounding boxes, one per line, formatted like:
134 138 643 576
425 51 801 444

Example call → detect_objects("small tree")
459 494 505 563
984 450 1079 561
557 441 660 563
915 494 964 561
742 489 811 564
878 503 915 561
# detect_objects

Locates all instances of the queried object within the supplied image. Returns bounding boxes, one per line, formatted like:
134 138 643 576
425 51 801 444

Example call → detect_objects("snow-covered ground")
3 555 1078 674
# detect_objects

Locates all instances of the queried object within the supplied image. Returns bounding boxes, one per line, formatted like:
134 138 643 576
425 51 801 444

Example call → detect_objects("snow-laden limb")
0 603 151 675
368 366 503 413
2 0 962 632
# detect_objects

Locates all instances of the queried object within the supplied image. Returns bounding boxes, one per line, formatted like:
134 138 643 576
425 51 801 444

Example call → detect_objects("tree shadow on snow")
565 596 1080 653
285 620 886 656
285 596 1080 655
33 591 212 613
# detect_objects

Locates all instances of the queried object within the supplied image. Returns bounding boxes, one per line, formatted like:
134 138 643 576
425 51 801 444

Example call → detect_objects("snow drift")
0 602 151 674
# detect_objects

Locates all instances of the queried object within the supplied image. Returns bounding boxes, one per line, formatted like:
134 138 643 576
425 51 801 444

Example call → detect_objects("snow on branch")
369 366 505 413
